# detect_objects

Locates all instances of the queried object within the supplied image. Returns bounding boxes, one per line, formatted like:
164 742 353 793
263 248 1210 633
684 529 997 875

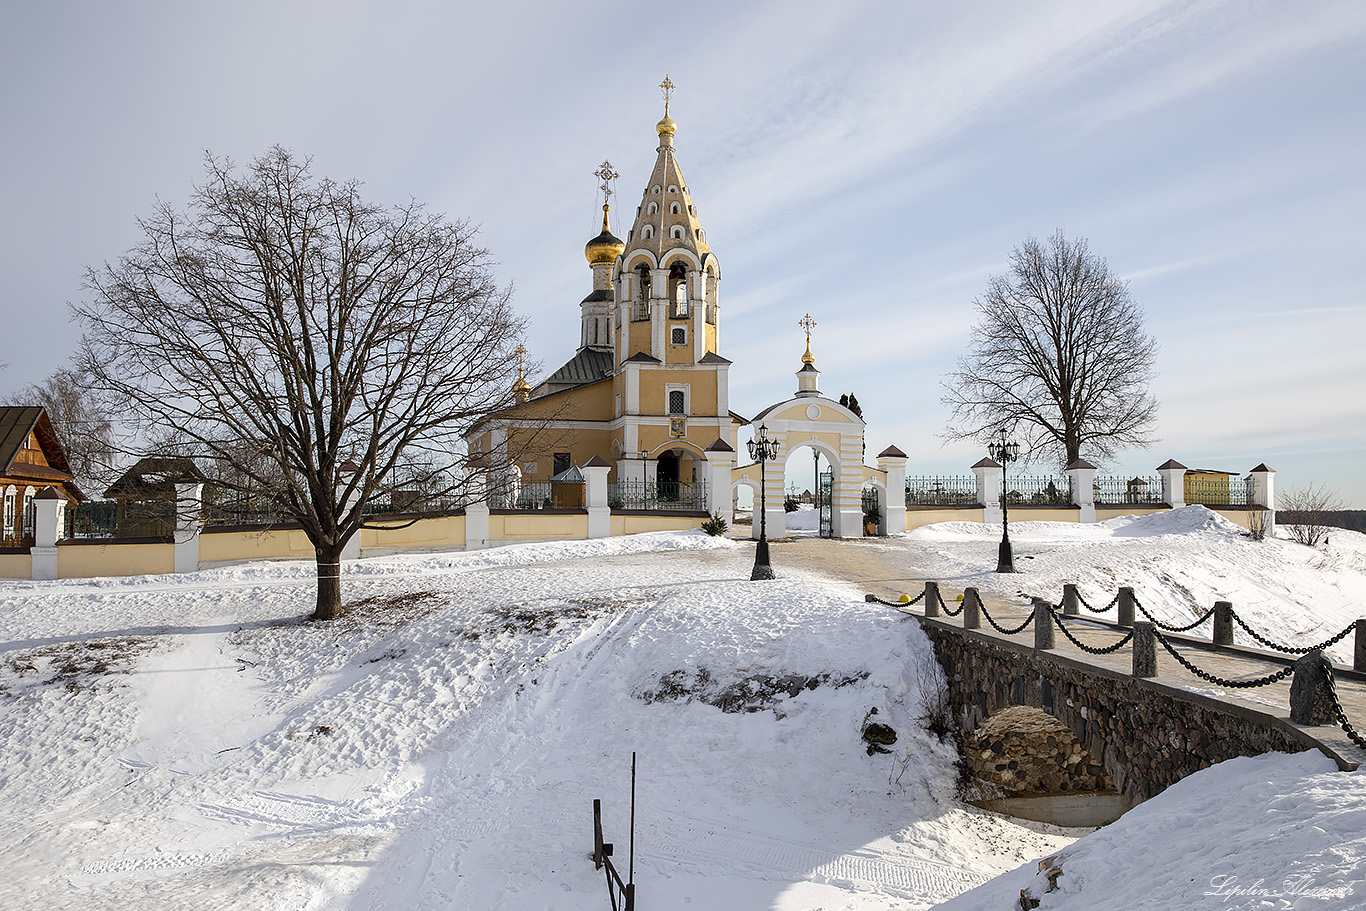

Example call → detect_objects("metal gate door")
819 469 833 538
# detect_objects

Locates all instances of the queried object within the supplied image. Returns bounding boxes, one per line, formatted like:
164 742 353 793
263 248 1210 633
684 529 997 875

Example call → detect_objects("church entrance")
656 451 680 491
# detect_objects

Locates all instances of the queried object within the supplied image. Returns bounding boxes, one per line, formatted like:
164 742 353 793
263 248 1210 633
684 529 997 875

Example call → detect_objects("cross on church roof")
594 161 618 203
660 75 675 111
799 313 817 365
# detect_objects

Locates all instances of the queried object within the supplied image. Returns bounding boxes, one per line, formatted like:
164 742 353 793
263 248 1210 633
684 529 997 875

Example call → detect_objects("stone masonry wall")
920 621 1312 804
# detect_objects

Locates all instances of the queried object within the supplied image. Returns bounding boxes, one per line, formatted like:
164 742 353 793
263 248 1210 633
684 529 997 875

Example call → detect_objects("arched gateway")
732 330 908 539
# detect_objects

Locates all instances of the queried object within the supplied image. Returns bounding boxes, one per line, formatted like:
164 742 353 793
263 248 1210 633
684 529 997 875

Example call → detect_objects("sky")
2 0 1363 505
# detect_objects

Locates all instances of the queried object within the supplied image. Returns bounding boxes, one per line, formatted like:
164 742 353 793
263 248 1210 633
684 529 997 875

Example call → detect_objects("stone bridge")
894 584 1364 807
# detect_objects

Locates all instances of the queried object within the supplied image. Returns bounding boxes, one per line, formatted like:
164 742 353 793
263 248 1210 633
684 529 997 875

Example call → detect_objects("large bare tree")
74 147 525 619
942 231 1158 466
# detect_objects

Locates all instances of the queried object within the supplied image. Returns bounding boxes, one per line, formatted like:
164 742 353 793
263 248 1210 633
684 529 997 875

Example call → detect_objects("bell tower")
614 76 721 368
581 161 625 352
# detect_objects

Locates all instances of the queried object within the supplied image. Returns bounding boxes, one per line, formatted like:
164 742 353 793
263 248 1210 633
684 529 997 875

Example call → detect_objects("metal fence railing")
609 480 708 511
1094 475 1165 506
905 476 978 507
1186 476 1252 507
1003 476 1072 507
491 480 586 510
64 500 174 539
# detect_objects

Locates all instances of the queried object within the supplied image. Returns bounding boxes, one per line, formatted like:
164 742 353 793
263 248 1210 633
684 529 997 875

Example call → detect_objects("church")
467 84 742 496
466 82 903 539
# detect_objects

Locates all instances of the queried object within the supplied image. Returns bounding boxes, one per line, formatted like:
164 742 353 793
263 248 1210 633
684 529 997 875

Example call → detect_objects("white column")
29 488 63 581
339 463 363 561
583 457 611 539
1066 459 1097 524
704 441 735 524
973 458 1002 525
174 482 203 573
878 447 908 535
1157 460 1187 508
464 458 490 550
1250 463 1275 537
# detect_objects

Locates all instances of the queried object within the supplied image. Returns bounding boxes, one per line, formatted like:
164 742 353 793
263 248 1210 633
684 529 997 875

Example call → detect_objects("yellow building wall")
705 322 717 353
1211 508 1254 531
639 369 719 416
905 507 984 531
362 515 467 551
493 513 587 539
629 320 651 357
199 528 315 563
1095 506 1168 522
60 542 175 578
0 553 32 579
610 514 707 535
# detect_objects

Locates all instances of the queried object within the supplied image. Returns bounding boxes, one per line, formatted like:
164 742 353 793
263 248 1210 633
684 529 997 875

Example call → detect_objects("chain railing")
877 579 1366 751
1093 474 1164 506
905 477 978 507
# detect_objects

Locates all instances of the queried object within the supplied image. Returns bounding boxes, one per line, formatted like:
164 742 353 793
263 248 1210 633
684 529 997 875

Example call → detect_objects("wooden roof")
0 406 75 480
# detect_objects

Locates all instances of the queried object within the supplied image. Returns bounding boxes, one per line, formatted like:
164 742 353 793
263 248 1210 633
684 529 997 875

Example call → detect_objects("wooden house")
0 406 84 548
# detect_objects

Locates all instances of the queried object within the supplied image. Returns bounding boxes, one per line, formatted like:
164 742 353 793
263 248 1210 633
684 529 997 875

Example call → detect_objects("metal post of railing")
1062 583 1079 616
1132 622 1157 677
1355 621 1366 673
1033 599 1055 650
1117 587 1136 627
924 581 941 618
963 587 981 629
1213 601 1234 646
1289 650 1334 725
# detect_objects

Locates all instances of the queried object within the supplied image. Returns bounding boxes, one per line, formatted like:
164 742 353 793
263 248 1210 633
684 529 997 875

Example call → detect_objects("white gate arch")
736 395 867 538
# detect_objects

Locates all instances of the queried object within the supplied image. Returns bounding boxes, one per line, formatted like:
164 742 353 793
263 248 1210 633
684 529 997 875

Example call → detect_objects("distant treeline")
1278 510 1366 533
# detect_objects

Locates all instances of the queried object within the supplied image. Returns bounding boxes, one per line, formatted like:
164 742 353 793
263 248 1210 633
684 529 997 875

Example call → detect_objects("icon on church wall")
670 418 686 438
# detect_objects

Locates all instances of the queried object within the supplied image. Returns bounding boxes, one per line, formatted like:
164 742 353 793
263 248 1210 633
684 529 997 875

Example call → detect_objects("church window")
647 202 658 215
669 390 685 414
695 228 704 241
652 185 660 195
706 302 717 325
688 204 695 215
642 225 654 240
671 327 687 346
669 202 681 215
668 184 678 194
633 264 651 321
670 226 684 239
668 262 688 318
553 452 572 476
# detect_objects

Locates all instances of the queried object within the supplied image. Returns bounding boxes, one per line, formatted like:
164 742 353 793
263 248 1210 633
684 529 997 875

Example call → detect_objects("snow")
2 510 1364 910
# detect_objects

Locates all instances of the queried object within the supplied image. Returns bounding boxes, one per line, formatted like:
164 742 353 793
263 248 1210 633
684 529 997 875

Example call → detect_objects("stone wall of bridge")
918 618 1320 804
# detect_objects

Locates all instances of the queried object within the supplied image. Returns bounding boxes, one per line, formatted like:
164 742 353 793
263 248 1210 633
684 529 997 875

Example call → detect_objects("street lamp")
987 428 1020 573
748 423 780 580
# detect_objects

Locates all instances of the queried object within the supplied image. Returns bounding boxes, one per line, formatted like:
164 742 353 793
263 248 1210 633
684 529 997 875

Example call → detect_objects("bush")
1280 483 1343 547
783 494 800 513
701 512 728 536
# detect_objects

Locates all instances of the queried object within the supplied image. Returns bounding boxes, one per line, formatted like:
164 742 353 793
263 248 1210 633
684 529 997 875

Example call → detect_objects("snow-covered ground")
1 509 1363 910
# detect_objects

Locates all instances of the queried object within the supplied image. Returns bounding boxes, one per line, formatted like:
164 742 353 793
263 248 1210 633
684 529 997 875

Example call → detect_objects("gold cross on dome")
799 313 817 342
594 161 619 202
660 75 675 110
515 343 527 378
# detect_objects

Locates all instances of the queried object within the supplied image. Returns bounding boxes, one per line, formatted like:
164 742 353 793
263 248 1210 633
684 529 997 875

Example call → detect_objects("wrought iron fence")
1186 476 1252 507
1094 475 1164 506
1003 476 1072 507
861 487 880 514
203 494 293 527
491 480 586 510
1 508 35 549
64 500 174 539
609 480 708 511
905 476 978 507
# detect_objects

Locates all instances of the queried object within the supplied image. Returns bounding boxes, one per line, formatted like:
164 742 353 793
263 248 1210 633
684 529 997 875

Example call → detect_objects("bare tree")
1278 483 1343 547
942 231 1158 466
74 147 525 619
7 366 115 493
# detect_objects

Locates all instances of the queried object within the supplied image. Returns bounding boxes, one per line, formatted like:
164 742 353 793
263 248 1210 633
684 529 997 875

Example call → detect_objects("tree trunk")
312 542 345 620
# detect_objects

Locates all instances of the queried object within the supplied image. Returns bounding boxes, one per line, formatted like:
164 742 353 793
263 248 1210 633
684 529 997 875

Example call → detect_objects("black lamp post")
988 428 1020 573
748 423 780 580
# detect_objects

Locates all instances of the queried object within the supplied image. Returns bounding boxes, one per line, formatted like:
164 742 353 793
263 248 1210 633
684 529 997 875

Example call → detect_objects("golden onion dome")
584 204 625 265
656 111 677 136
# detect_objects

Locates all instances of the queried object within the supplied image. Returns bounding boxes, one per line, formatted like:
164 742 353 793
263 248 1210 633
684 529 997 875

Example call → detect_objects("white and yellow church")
467 83 907 539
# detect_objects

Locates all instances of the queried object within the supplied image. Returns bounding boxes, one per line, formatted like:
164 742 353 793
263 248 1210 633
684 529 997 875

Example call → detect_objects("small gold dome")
585 204 625 265
656 112 677 136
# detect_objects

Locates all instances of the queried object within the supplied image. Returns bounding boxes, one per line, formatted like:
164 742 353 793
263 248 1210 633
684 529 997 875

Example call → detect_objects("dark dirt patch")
484 596 634 637
343 590 444 626
0 636 156 696
640 666 868 715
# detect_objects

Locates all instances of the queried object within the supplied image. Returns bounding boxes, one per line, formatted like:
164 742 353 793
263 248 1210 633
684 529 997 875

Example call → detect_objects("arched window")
633 263 651 321
647 201 658 215
670 225 684 239
668 262 688 318
669 202 681 215
642 225 654 240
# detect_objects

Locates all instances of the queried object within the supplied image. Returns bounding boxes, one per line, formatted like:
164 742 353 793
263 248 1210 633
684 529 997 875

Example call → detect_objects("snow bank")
935 751 1365 910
